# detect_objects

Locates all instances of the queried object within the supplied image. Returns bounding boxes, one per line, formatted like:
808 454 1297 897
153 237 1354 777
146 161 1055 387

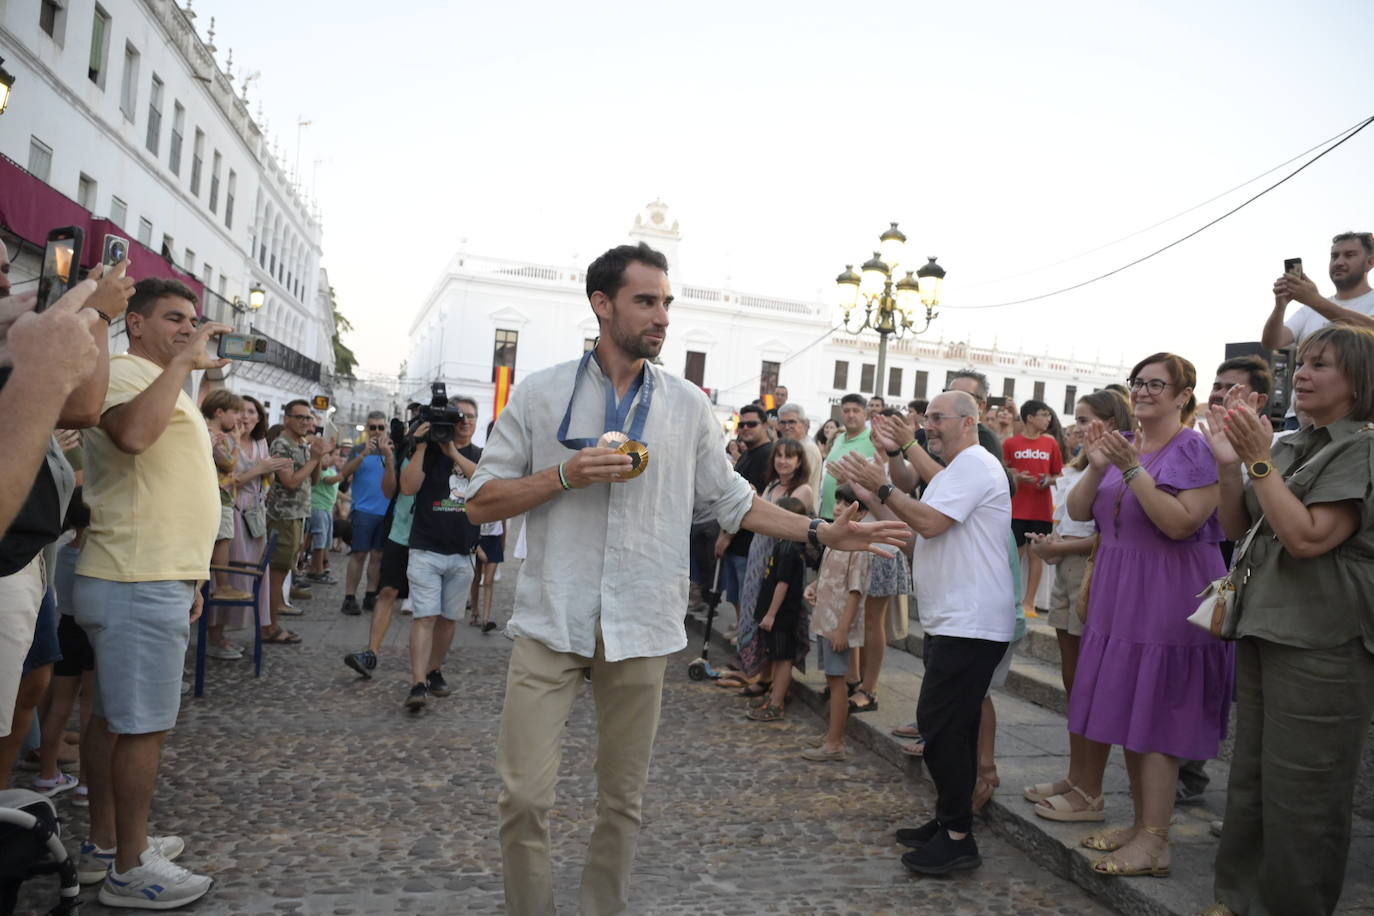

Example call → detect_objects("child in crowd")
746 497 810 722
472 519 505 632
801 485 871 761
306 446 343 583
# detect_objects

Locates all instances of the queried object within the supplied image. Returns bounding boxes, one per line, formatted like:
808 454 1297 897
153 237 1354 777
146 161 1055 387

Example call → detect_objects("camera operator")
397 395 482 710
0 251 131 779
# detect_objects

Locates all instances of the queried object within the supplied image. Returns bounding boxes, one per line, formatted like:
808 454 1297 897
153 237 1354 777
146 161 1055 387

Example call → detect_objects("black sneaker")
404 683 428 710
344 649 376 679
341 595 361 616
362 592 377 612
426 669 451 697
895 818 942 849
481 621 497 634
901 830 981 875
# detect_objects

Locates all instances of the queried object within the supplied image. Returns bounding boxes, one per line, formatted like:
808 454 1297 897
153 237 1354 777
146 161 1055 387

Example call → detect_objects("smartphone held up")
1284 257 1303 278
216 333 269 361
36 226 84 313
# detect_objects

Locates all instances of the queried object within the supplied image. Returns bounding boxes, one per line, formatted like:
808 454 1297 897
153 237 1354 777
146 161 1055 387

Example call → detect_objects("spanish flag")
494 366 513 420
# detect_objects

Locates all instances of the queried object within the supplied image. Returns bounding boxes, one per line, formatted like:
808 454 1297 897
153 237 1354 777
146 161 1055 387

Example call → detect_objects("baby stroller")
0 789 80 916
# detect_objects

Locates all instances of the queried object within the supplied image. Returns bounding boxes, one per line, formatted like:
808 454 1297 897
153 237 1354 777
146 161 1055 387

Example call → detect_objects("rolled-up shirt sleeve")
469 380 533 501
690 397 754 534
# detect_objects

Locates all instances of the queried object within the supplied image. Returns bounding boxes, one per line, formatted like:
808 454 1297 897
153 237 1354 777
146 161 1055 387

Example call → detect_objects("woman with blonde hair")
1200 323 1374 916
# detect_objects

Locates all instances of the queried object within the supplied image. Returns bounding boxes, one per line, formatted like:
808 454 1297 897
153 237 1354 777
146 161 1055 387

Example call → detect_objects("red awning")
0 154 206 310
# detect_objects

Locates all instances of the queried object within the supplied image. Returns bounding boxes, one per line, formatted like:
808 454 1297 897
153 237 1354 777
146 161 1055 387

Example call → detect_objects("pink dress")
218 437 271 629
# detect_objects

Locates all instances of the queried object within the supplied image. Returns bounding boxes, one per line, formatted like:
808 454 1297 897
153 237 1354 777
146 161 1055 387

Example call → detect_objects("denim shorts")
350 510 387 553
309 508 334 551
74 576 193 735
22 588 62 674
816 635 852 678
721 553 748 607
407 549 476 621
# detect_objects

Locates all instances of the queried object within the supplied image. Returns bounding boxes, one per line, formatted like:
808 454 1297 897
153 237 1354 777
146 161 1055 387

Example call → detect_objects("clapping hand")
1083 419 1139 472
1222 402 1274 466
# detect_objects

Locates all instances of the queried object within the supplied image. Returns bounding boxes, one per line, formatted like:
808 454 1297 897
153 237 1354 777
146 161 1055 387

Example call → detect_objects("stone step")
684 607 1374 916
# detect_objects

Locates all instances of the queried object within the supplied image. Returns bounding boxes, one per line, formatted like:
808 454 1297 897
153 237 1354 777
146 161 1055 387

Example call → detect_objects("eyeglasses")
738 420 762 429
924 413 967 424
777 418 802 426
286 413 313 421
1127 377 1171 395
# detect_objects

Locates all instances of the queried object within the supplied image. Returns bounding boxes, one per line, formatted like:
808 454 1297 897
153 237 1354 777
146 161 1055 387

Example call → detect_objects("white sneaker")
77 835 186 885
206 643 243 660
100 847 212 909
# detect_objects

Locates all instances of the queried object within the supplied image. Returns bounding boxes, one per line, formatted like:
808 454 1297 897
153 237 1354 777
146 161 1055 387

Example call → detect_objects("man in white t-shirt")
1262 231 1374 424
837 389 1013 876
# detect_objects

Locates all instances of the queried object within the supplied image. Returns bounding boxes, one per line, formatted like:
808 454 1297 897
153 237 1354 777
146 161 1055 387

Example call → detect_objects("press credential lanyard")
557 349 654 450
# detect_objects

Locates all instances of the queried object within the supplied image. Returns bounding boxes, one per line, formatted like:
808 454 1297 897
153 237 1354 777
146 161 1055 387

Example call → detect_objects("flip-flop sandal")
278 607 304 617
715 676 747 689
891 724 923 739
263 629 302 644
899 738 926 757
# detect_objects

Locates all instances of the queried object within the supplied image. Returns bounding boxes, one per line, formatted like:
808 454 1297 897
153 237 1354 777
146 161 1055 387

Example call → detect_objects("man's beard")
1332 270 1365 293
609 320 662 360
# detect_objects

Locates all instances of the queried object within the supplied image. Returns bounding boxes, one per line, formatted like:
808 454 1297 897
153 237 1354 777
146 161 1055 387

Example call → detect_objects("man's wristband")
557 461 573 491
898 438 917 453
808 518 824 549
86 307 113 324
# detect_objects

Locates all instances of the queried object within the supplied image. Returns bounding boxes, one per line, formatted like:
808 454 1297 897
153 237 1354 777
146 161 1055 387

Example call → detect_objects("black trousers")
917 634 1009 834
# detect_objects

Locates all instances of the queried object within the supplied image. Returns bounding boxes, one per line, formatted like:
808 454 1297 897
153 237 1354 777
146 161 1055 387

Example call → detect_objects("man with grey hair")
336 410 396 613
838 389 1013 876
775 402 823 510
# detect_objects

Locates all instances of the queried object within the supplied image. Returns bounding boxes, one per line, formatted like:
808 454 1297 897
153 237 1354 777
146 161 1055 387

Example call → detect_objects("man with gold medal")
467 242 910 916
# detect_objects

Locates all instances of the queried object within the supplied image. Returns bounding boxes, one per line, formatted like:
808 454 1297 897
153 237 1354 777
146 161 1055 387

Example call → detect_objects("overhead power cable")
944 113 1374 311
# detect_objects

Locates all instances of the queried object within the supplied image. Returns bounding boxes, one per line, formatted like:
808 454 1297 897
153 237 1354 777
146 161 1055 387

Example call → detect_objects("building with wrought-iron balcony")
0 0 333 417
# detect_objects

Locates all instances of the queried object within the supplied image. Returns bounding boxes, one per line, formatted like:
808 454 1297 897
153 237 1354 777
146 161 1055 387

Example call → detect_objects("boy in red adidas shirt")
1002 400 1063 615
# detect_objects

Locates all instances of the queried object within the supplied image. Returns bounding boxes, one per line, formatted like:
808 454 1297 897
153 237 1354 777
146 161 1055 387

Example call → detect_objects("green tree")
330 286 357 379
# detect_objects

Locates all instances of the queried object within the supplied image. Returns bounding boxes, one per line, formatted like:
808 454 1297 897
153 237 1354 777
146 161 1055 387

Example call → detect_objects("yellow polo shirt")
77 354 220 582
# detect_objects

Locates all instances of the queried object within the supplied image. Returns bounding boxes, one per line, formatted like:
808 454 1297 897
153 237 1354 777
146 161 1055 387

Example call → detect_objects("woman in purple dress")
1059 353 1234 878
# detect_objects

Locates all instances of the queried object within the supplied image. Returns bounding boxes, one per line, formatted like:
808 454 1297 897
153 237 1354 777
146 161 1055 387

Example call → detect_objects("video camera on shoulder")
410 382 464 445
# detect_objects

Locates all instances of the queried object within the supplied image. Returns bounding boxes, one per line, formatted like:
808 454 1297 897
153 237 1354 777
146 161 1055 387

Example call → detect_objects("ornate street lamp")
0 58 15 116
248 284 266 311
836 222 946 401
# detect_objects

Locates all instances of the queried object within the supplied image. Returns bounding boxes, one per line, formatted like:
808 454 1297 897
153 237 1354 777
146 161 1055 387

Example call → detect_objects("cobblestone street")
15 558 1112 915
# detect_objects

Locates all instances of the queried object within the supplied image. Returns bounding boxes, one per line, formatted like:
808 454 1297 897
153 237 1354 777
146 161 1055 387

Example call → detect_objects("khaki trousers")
497 634 668 916
1215 637 1374 916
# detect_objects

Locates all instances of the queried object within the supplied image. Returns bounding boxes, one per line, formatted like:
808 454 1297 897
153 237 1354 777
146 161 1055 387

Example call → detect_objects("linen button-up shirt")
468 356 756 661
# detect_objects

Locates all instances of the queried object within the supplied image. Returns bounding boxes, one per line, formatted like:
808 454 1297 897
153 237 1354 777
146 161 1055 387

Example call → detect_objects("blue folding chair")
194 531 277 698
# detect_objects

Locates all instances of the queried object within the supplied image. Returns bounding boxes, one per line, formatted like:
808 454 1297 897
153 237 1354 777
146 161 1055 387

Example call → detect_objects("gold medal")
617 440 650 479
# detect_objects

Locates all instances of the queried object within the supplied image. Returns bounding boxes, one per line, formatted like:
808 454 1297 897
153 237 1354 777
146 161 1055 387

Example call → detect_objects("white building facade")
405 203 1131 441
0 0 333 417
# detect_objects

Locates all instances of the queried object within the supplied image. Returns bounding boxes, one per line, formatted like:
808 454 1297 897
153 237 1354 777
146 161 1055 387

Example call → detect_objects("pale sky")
202 0 1374 383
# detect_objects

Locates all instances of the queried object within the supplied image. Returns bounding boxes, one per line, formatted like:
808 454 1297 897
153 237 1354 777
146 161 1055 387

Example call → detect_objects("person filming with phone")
1262 232 1374 427
72 276 230 908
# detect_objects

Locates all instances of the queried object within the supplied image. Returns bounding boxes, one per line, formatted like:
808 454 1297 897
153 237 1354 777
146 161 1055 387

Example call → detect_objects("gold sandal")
1082 825 1137 852
1092 825 1170 878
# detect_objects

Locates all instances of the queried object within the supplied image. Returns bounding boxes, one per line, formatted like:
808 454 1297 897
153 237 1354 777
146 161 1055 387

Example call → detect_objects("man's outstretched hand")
819 500 910 558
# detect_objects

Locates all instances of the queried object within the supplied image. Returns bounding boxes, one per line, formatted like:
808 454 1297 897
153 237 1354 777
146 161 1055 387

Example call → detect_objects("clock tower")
628 199 681 276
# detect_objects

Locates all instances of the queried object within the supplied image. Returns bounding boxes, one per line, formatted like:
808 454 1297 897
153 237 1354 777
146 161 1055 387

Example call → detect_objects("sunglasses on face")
739 420 762 429
367 425 387 431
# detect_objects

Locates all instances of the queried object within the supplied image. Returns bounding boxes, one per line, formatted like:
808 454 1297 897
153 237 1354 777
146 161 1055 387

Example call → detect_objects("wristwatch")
877 483 894 504
1248 460 1273 479
885 448 901 457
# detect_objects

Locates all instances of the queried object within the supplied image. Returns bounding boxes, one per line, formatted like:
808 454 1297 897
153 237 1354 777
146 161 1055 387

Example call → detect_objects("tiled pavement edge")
686 605 1374 916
